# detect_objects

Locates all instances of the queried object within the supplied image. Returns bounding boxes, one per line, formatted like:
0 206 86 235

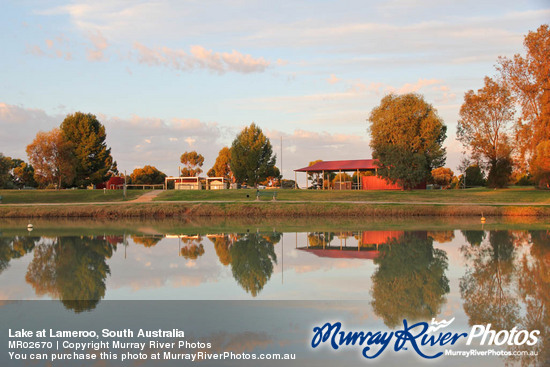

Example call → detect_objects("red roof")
294 159 379 172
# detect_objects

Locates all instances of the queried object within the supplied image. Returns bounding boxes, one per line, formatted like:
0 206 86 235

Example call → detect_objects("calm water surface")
0 217 548 366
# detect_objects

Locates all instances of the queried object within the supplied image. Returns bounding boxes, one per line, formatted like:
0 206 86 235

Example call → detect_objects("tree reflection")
460 230 519 330
371 232 450 328
0 236 38 274
461 230 486 247
428 230 455 243
214 236 232 266
25 236 116 313
230 232 279 297
508 230 550 366
131 235 162 247
307 232 334 247
180 235 205 260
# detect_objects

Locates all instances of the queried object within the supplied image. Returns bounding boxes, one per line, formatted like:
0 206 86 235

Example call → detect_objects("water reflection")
24 236 116 312
459 230 550 366
371 232 450 328
460 230 519 330
230 232 279 297
0 236 38 274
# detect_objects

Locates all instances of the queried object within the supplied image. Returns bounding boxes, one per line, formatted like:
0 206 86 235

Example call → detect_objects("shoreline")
1 201 550 218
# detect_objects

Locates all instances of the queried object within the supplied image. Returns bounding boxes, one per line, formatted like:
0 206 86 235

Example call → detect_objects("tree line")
1 25 547 190
0 117 281 189
365 24 549 189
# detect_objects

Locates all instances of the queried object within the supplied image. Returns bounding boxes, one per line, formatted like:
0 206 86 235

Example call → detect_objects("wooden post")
322 170 324 190
306 171 309 189
294 171 297 189
357 169 360 190
339 170 342 190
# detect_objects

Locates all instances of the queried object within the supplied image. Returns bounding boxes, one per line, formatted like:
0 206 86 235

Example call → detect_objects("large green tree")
457 77 515 188
230 123 277 187
368 93 446 189
0 153 12 188
60 112 115 187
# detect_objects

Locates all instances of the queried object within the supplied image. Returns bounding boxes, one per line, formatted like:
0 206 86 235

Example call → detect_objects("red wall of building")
361 176 426 190
362 176 401 190
97 176 125 189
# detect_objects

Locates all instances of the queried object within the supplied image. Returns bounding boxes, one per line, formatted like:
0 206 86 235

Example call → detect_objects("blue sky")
1 0 548 182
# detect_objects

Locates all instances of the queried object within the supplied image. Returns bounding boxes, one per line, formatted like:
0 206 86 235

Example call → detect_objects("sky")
0 0 548 183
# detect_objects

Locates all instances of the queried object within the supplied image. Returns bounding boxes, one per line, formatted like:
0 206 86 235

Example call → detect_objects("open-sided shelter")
294 159 424 190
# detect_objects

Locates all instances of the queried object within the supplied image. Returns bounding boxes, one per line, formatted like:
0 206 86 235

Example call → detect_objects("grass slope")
155 187 550 204
0 189 146 203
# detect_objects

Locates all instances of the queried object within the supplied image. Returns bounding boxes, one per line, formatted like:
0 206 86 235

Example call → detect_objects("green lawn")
155 187 550 204
0 189 147 204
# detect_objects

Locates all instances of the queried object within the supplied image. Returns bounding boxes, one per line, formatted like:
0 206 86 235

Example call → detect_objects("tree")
457 77 515 188
431 167 454 188
230 123 277 187
130 165 166 184
60 112 114 187
207 147 232 179
12 161 37 188
180 151 204 177
530 140 550 188
0 153 12 188
487 156 513 188
26 128 76 189
497 25 550 170
373 145 428 190
464 164 486 187
368 93 446 189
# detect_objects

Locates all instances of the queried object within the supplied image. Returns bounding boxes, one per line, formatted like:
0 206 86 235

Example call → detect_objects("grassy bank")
155 187 550 204
0 187 548 218
0 189 147 203
1 201 550 218
3 216 549 237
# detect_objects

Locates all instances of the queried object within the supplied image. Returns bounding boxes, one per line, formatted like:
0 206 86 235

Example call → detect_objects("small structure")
165 176 203 190
97 176 125 190
206 177 228 190
294 159 426 190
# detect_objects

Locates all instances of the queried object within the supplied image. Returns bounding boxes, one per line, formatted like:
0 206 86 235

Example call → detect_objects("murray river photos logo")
311 318 540 359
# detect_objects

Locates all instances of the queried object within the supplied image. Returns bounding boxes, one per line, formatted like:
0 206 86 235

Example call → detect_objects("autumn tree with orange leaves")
26 128 76 189
497 25 550 170
457 77 515 188
180 151 204 177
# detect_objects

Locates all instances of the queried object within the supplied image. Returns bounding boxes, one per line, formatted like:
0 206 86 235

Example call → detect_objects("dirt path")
129 190 164 202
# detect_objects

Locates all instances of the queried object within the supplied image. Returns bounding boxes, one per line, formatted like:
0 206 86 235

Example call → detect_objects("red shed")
294 159 426 190
97 176 125 190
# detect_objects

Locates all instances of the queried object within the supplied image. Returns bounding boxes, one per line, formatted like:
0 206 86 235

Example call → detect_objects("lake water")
0 217 548 366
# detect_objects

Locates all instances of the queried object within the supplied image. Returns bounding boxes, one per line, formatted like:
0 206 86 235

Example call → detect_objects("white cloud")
133 42 270 74
86 29 109 61
327 74 341 85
